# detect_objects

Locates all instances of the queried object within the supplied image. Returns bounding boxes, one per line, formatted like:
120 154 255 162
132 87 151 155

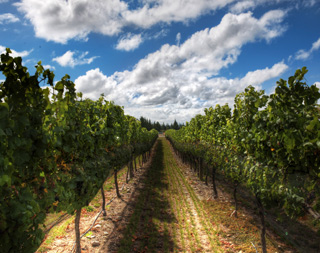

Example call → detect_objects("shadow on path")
102 140 177 252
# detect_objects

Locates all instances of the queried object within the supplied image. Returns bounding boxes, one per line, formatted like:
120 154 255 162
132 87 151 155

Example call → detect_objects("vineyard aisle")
39 137 296 252
100 137 223 252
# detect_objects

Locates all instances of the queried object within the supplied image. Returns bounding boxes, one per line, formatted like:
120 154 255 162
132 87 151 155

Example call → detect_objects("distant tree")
139 116 145 127
138 116 183 131
155 121 161 131
173 119 179 130
147 119 152 130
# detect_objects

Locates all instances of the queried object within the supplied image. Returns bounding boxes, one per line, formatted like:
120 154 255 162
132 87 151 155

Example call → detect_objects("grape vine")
166 67 320 252
0 49 158 253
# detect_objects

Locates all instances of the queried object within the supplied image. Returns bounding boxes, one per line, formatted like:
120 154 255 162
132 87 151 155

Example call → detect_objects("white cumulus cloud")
75 68 116 99
76 62 288 123
239 62 288 87
75 11 287 123
116 33 143 51
0 45 33 57
15 0 235 43
176 33 181 46
0 13 19 24
13 0 320 44
229 0 257 13
42 64 55 70
229 0 319 13
295 37 320 60
302 0 317 7
52 50 98 68
123 0 234 28
15 0 128 43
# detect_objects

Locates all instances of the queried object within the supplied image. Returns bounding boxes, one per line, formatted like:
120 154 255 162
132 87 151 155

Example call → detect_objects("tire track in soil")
163 138 222 252
165 149 200 251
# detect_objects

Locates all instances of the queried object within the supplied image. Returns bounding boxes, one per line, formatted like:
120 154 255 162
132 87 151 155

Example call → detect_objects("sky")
0 0 320 124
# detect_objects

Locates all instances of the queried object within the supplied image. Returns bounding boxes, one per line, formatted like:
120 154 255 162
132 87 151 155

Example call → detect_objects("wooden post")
101 187 106 216
114 168 121 198
212 166 218 199
256 194 267 253
75 208 82 253
233 182 238 218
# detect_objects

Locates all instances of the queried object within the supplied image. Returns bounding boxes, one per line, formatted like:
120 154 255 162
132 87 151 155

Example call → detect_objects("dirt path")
98 137 225 252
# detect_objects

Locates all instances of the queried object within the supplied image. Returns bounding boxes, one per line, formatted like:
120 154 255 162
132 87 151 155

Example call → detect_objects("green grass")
37 216 74 252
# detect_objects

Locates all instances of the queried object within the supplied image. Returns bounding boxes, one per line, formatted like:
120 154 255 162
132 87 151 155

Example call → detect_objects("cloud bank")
14 0 318 45
14 0 233 43
75 11 288 123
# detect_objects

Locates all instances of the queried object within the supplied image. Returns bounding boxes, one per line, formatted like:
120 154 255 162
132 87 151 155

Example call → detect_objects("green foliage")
84 206 95 212
166 67 320 219
0 49 55 252
0 49 158 253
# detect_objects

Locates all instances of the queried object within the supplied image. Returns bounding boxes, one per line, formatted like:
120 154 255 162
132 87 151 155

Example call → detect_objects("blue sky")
0 0 319 123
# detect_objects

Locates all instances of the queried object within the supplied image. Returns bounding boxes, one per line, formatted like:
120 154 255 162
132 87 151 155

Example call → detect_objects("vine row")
0 49 158 253
166 67 320 252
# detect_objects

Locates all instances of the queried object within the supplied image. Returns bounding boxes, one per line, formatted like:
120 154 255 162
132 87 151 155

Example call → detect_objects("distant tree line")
139 116 184 131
